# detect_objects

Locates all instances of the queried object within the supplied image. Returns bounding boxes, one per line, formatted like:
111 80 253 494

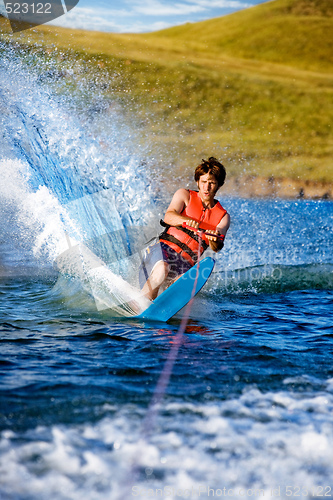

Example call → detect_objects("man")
139 157 230 300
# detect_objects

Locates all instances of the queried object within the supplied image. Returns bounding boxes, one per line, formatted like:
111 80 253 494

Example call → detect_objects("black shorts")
138 241 192 289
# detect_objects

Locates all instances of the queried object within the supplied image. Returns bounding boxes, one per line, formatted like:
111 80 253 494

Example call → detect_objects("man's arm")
163 189 199 229
163 189 230 252
206 213 230 252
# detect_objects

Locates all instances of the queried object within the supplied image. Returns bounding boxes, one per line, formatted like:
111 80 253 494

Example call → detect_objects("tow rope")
117 228 217 499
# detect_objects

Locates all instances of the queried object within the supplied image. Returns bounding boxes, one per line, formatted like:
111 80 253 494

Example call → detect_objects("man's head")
194 157 226 189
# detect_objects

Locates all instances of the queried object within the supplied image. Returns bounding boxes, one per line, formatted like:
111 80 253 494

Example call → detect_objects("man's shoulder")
173 188 190 200
214 198 227 211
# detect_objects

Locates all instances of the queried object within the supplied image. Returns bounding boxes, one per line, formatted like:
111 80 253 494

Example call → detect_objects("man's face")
197 172 219 202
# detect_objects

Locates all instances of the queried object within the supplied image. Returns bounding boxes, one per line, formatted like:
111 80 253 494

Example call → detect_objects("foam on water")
0 158 82 263
2 378 333 499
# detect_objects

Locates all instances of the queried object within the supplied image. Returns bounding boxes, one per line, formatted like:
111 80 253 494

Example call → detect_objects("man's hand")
205 229 219 242
206 229 224 252
182 221 223 252
185 219 199 230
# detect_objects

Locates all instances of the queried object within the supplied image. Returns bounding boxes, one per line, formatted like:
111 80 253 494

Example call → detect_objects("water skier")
139 157 230 300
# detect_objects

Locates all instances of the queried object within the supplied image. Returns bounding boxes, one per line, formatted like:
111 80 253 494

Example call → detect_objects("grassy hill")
0 0 332 193
151 0 333 73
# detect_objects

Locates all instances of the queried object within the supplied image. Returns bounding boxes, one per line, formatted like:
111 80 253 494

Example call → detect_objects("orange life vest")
160 190 227 266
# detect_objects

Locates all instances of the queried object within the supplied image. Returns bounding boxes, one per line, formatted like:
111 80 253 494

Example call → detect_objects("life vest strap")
159 218 211 264
159 234 201 261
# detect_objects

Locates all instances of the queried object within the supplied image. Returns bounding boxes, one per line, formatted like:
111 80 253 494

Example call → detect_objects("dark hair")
194 157 226 188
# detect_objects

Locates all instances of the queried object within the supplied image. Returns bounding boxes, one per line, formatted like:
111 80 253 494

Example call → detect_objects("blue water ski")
137 256 215 322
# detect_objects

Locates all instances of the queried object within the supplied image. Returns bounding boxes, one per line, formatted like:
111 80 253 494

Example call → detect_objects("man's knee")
152 260 169 282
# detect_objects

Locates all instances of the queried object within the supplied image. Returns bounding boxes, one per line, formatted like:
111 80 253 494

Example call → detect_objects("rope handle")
181 222 225 240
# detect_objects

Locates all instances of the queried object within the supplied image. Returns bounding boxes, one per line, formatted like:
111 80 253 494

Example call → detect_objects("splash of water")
1 41 331 301
0 44 159 312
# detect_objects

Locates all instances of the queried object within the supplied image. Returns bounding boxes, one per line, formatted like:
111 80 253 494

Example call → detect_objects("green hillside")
0 0 332 190
151 0 333 73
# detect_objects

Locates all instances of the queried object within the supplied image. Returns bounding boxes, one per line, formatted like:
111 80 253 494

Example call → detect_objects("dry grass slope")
1 0 332 196
152 0 333 73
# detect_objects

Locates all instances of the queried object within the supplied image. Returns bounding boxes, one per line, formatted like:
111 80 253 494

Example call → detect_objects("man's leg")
141 261 169 301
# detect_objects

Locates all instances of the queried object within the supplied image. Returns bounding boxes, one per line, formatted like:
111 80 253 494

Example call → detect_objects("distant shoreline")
223 175 332 200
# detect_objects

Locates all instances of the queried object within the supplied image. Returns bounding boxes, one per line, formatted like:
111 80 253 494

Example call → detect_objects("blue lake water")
0 43 333 500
